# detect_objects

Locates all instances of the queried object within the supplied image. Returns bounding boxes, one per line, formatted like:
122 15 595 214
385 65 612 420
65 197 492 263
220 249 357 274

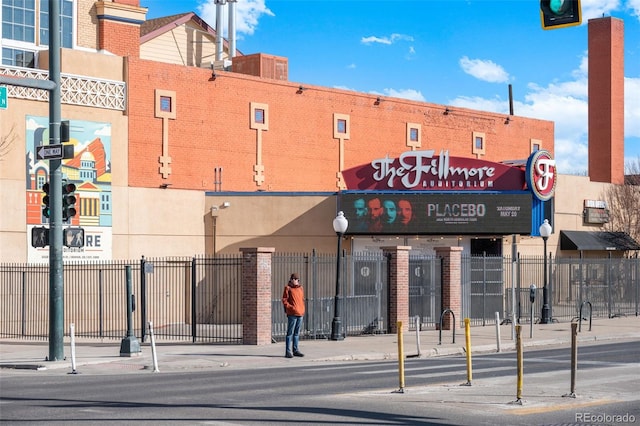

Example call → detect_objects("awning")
560 231 640 251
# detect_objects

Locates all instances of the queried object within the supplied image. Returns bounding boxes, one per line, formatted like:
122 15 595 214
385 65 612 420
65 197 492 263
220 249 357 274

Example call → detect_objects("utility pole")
47 0 64 361
0 0 67 362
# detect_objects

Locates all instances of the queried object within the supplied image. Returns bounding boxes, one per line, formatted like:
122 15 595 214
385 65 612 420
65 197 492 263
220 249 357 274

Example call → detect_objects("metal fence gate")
271 251 388 341
408 256 441 330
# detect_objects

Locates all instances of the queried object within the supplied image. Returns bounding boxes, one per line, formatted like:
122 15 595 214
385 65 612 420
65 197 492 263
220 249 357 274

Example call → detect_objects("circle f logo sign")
526 150 556 201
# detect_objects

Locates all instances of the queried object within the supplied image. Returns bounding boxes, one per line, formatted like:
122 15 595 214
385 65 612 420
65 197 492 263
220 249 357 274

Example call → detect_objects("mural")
25 116 112 262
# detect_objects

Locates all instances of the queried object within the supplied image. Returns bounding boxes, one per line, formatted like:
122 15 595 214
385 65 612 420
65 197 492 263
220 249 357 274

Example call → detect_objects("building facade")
1 0 636 264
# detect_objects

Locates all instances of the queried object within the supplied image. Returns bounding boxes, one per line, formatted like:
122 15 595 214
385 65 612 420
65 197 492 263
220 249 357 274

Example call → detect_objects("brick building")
0 0 635 263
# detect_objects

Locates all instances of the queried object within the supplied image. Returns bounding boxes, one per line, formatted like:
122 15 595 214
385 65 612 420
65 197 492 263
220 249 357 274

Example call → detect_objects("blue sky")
142 0 640 175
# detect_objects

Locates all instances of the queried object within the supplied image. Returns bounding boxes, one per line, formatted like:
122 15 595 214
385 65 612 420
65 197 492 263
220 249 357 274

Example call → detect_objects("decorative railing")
0 65 126 111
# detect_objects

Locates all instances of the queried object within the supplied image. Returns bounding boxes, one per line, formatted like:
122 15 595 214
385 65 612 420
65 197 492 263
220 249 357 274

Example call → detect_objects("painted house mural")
25 116 113 262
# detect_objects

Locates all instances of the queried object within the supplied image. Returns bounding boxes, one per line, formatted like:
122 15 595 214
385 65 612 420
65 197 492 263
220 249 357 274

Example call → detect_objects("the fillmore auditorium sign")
340 150 556 236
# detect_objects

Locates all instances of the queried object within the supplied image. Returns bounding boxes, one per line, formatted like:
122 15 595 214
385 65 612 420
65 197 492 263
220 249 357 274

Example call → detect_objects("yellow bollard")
463 318 472 386
397 321 405 392
516 324 523 403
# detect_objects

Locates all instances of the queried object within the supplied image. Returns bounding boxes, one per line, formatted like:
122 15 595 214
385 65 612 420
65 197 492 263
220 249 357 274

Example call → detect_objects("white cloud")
581 0 622 20
448 49 640 175
625 77 640 139
361 33 414 45
198 0 274 37
381 88 426 102
625 0 640 18
459 56 510 84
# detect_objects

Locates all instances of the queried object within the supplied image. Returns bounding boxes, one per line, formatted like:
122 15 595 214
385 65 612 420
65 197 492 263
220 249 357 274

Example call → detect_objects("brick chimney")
95 0 147 58
588 17 625 184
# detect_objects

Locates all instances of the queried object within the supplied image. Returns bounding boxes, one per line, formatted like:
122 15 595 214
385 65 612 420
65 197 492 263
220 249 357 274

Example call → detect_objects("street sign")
36 144 64 160
0 86 7 109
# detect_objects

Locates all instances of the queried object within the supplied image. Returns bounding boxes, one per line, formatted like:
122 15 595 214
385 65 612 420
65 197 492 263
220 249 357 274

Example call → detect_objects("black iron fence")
1 253 638 342
0 255 243 343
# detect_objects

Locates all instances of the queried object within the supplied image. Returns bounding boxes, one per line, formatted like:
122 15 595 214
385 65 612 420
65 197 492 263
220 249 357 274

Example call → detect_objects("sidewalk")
1 316 638 374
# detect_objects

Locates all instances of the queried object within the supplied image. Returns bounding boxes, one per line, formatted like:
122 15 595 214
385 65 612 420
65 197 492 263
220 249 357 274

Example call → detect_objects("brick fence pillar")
240 247 275 345
435 246 463 330
381 246 411 334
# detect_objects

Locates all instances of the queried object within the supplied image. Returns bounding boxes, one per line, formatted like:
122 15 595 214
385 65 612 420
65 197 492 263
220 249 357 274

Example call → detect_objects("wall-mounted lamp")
221 201 231 208
443 107 451 115
504 116 511 124
374 97 382 106
159 183 172 189
296 85 306 94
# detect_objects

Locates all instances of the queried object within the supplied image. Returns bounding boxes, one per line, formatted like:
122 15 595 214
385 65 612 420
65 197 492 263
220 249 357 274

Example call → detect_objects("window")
406 123 421 150
255 108 265 124
250 102 269 130
333 113 350 139
38 0 74 48
1 0 74 67
530 138 542 153
472 131 486 156
160 96 172 113
2 47 35 67
1 0 36 43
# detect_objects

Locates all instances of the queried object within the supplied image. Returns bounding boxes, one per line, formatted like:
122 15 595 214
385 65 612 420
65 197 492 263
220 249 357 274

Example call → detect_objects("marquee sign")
341 192 532 235
342 150 527 191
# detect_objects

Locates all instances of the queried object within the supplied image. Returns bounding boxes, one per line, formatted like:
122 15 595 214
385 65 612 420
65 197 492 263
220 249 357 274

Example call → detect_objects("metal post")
511 235 517 340
541 236 551 324
120 265 141 357
330 232 344 340
47 0 64 362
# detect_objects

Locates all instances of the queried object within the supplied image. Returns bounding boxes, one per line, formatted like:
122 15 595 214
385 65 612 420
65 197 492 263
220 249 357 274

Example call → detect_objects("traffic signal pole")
47 0 64 362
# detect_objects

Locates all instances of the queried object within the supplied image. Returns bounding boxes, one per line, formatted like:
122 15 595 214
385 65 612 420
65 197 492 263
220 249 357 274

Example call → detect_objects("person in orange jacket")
282 273 305 358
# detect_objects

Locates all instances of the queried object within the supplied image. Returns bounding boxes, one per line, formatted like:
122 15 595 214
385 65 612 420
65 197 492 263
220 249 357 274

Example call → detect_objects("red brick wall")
114 0 140 6
99 21 140 57
125 57 554 191
382 246 411 333
240 247 275 345
435 246 463 330
588 17 625 184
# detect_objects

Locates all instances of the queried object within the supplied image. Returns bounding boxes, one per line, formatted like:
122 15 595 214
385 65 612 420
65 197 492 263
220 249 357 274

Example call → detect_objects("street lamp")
539 219 552 324
331 211 348 341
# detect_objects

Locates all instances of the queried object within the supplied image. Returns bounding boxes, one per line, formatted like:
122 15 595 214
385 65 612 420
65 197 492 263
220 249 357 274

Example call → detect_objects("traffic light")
540 0 581 30
63 227 84 248
31 226 49 248
42 182 51 218
62 181 77 221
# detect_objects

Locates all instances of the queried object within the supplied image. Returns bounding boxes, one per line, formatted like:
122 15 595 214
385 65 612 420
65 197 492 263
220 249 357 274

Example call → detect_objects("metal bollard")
462 318 472 386
513 325 524 405
495 312 502 353
396 321 405 393
149 321 160 372
69 323 77 374
563 323 578 398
